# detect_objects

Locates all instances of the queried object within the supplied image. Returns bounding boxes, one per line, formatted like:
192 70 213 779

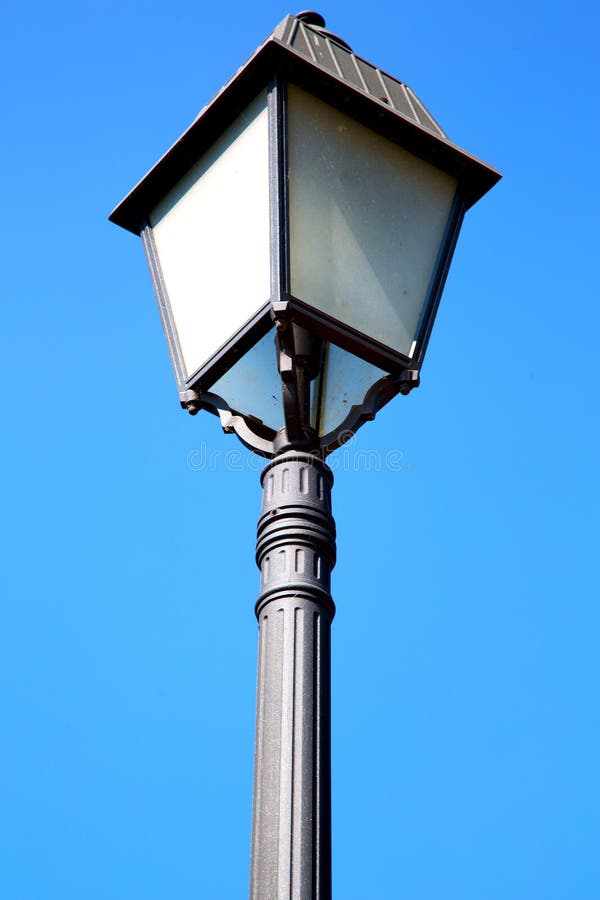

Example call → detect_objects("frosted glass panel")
209 329 283 432
288 86 457 357
150 92 270 379
312 342 387 438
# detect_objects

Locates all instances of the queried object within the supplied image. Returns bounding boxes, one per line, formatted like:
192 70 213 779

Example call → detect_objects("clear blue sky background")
1 1 599 897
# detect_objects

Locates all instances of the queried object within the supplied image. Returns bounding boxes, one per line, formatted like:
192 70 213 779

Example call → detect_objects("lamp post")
110 11 500 897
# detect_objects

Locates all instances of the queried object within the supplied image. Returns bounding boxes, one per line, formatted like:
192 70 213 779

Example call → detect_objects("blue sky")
1 1 599 897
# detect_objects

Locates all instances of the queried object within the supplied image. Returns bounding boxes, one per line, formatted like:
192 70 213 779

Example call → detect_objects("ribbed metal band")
250 451 336 899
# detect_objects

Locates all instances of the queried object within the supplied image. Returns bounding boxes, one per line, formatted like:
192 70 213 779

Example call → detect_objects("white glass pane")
288 86 457 358
150 91 270 379
312 342 387 438
209 329 283 433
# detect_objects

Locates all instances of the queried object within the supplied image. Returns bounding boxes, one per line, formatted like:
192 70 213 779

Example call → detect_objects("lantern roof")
272 12 448 141
110 12 500 236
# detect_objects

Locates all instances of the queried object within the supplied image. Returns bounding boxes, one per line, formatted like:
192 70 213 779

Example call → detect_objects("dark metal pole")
250 450 336 899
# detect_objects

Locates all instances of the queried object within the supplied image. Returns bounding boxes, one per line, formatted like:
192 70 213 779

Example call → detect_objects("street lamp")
110 11 500 898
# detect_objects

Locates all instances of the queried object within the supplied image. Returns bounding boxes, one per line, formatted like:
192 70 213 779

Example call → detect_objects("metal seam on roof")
325 39 344 79
351 55 370 94
281 15 297 44
406 85 448 139
286 19 447 140
298 22 318 63
375 68 394 107
401 84 420 125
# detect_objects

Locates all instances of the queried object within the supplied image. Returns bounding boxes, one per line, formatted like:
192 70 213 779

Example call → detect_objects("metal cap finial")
295 11 326 27
294 10 352 51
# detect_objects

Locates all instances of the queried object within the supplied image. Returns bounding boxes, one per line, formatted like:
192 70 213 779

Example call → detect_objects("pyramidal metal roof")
272 14 448 140
111 12 500 234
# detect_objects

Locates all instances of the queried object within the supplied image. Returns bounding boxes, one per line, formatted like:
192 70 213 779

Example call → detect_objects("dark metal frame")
111 13 500 457
268 75 289 305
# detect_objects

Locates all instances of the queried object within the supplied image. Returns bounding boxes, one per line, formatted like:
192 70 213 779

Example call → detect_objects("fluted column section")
250 451 336 900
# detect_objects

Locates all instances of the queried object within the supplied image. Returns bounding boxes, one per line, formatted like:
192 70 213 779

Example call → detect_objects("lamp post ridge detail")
251 451 335 897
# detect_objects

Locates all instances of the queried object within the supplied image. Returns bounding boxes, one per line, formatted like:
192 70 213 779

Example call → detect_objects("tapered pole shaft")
250 451 336 899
